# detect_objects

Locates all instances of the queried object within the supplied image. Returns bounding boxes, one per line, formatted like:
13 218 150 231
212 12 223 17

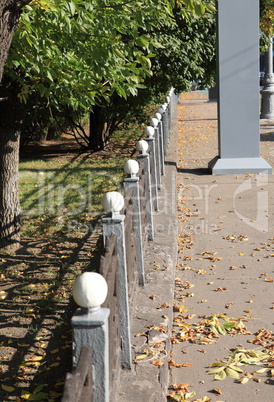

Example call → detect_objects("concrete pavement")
117 91 274 402
170 91 274 402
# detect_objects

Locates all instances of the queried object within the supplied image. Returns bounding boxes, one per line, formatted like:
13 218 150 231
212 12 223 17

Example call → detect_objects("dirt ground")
0 138 108 402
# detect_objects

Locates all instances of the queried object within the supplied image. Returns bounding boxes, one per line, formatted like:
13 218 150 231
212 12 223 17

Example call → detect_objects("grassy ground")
0 118 151 401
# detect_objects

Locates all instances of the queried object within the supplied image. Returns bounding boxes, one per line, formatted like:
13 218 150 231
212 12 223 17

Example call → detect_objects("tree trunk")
89 105 123 151
0 0 25 82
89 106 109 151
0 82 23 251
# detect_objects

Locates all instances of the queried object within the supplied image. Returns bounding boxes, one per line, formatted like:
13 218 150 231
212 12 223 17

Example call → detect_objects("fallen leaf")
151 361 164 366
0 291 8 300
50 348 59 354
136 354 149 360
169 359 192 368
172 383 190 390
2 384 15 392
49 362 60 368
211 388 222 395
239 376 249 384
177 305 189 313
135 333 147 338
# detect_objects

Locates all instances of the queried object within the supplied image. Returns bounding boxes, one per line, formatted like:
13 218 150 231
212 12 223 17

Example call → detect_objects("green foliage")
148 6 216 94
260 0 274 36
207 348 274 382
3 0 216 147
5 0 174 110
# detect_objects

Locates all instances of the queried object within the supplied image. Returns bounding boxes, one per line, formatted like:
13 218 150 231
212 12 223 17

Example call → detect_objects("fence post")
145 126 158 211
101 191 132 370
161 103 168 154
71 272 110 402
150 118 162 191
123 160 145 286
154 112 164 179
156 108 165 176
166 95 171 132
137 140 154 241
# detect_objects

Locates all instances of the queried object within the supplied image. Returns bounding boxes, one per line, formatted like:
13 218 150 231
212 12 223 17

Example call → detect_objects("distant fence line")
62 88 178 402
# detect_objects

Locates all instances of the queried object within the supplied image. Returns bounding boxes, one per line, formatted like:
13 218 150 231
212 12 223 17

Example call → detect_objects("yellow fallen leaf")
179 305 189 313
0 291 7 300
21 390 31 399
54 381 65 388
239 252 244 256
2 384 15 392
29 355 43 361
50 362 60 367
136 354 148 360
50 348 59 354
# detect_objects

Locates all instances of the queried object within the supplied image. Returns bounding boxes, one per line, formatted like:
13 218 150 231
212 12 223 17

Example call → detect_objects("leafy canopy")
5 0 215 110
260 0 274 36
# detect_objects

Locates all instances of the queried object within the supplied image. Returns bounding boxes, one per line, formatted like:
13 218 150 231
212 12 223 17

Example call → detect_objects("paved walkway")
170 92 274 402
118 91 274 402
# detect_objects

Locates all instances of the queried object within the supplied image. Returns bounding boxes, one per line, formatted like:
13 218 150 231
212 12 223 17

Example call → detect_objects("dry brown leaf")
151 361 164 366
169 359 192 368
172 383 190 390
211 388 222 395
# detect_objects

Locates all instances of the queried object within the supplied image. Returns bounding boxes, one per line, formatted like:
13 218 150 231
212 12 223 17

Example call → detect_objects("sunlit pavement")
168 91 274 402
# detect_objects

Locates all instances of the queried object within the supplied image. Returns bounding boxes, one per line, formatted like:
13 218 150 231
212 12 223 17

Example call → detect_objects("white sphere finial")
150 118 158 129
124 159 139 176
162 103 167 111
145 126 155 138
136 140 149 154
157 107 165 115
102 191 124 215
73 272 108 311
166 95 171 103
155 112 162 121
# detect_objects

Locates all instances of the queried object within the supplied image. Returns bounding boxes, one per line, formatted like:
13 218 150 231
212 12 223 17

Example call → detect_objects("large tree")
0 0 31 81
0 0 214 250
0 0 32 251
